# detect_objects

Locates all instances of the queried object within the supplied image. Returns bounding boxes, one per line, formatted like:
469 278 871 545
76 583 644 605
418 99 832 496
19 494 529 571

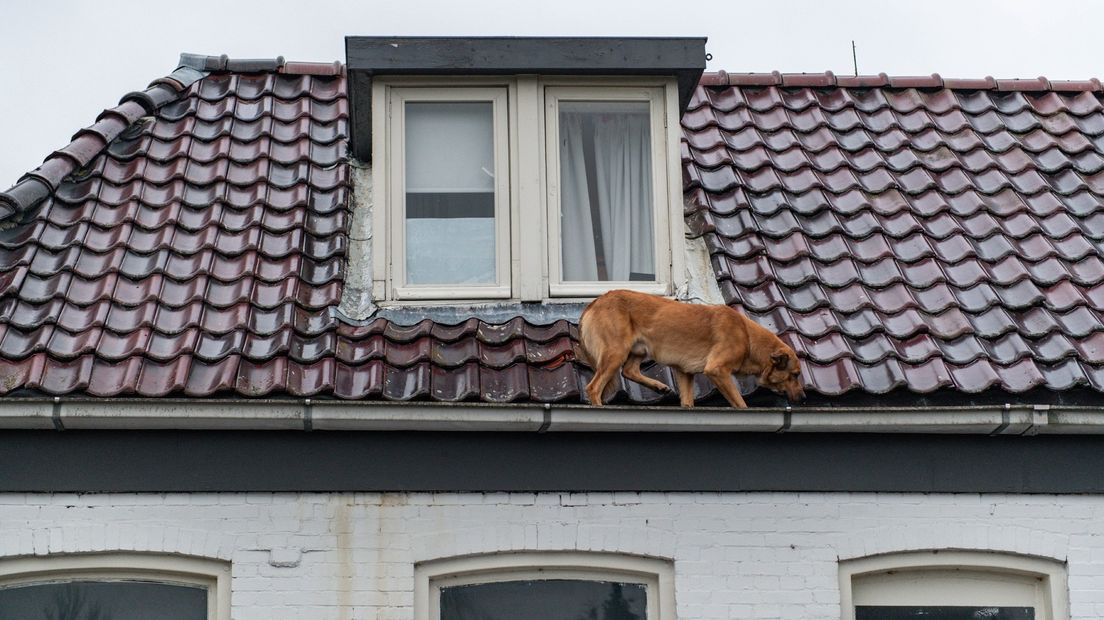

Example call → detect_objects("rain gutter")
0 399 1093 435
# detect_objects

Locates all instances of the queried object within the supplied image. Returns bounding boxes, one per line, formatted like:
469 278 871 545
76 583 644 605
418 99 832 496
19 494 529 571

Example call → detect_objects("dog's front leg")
705 367 748 408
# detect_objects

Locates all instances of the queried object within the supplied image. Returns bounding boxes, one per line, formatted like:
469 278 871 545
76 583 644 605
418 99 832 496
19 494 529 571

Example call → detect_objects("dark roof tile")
383 363 429 401
334 360 384 400
1037 357 1090 391
96 328 151 361
479 364 530 403
87 356 144 397
5 299 62 329
431 363 481 402
288 358 336 396
37 354 95 394
528 363 581 403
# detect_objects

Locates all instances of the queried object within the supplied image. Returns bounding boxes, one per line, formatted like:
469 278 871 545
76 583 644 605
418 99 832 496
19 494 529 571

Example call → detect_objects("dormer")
343 36 706 309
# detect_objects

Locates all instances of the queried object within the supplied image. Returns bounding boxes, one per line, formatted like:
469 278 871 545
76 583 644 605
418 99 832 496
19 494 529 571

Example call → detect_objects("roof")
684 71 1104 403
0 60 1102 405
0 55 582 402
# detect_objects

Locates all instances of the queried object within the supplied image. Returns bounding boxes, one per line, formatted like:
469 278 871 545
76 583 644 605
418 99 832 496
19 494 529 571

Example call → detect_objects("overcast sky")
0 0 1099 187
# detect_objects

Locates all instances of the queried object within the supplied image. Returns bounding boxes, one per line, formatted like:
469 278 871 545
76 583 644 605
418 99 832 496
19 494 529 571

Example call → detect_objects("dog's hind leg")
705 365 748 409
621 354 672 395
600 375 620 403
673 369 696 408
585 350 628 406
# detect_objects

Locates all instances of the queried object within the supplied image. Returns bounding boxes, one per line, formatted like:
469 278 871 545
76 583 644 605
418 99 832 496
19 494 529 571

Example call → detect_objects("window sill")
549 281 670 298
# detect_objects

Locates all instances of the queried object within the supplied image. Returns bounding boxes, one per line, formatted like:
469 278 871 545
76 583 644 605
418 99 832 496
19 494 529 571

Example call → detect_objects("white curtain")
560 106 654 282
594 112 654 280
559 113 600 281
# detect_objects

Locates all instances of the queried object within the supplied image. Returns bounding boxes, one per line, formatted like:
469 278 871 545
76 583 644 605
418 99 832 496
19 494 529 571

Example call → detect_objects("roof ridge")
702 71 1104 92
177 53 345 77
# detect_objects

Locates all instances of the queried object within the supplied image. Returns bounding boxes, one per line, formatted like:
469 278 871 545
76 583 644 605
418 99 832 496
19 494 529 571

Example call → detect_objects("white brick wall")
1 492 1100 619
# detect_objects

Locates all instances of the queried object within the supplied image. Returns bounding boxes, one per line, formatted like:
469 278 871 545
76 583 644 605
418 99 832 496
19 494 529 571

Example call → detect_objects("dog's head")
758 346 805 403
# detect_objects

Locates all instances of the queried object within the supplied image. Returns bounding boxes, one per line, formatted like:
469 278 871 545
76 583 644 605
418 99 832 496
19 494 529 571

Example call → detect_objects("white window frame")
414 552 675 620
369 75 685 305
0 552 231 620
544 85 672 298
385 86 513 301
839 550 1068 620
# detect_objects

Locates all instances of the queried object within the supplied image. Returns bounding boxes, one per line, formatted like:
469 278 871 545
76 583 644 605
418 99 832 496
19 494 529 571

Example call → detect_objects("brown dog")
577 290 804 408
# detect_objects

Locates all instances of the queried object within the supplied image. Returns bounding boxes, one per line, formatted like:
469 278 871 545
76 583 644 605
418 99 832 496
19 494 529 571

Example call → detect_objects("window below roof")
839 551 1067 620
369 76 684 304
0 553 230 620
415 552 674 620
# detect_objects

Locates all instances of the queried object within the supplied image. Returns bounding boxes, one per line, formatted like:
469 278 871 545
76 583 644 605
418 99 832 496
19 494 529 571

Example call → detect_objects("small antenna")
851 40 858 77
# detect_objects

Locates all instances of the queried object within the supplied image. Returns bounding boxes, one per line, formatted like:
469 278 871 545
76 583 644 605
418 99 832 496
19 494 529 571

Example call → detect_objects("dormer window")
346 37 705 305
547 87 670 297
390 87 510 299
556 99 654 283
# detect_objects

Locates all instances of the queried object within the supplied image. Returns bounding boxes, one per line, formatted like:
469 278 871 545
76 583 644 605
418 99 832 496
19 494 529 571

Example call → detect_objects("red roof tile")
2 64 1104 404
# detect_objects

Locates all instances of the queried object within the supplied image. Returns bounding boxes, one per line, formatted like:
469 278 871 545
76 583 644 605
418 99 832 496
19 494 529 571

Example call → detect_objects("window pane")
405 101 496 285
856 607 1034 619
441 579 646 620
558 101 654 282
0 580 207 619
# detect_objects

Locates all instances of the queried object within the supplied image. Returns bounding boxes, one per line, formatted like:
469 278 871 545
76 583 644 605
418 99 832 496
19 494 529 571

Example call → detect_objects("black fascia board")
6 430 1104 494
346 36 705 75
344 36 707 161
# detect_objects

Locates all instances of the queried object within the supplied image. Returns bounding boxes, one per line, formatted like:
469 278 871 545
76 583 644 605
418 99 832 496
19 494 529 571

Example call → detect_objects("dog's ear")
771 351 789 369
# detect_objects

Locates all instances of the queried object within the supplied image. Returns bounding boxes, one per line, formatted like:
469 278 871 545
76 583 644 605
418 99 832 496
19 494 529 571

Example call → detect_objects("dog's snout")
788 385 806 403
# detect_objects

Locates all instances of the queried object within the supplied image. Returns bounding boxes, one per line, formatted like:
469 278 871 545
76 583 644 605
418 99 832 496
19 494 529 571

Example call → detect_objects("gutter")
0 398 1095 435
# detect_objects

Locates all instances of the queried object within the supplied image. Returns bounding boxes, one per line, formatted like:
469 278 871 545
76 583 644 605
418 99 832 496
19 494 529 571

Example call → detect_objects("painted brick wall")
1 492 1101 619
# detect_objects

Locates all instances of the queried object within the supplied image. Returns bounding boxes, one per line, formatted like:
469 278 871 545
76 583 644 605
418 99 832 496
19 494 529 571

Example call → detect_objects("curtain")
559 106 654 282
594 112 654 280
559 113 600 281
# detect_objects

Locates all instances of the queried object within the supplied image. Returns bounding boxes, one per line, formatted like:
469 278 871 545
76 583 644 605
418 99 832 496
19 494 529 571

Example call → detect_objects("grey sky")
0 0 1098 187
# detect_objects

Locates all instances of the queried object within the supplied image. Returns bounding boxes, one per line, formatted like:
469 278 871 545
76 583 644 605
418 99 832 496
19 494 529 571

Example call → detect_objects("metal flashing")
369 302 589 327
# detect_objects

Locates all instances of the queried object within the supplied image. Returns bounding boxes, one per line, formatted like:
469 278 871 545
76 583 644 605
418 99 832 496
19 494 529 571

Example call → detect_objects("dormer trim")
344 36 707 161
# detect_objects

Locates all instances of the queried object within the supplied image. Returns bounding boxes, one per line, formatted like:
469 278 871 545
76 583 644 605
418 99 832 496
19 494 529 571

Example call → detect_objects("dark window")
856 607 1034 620
441 579 646 620
0 580 207 619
